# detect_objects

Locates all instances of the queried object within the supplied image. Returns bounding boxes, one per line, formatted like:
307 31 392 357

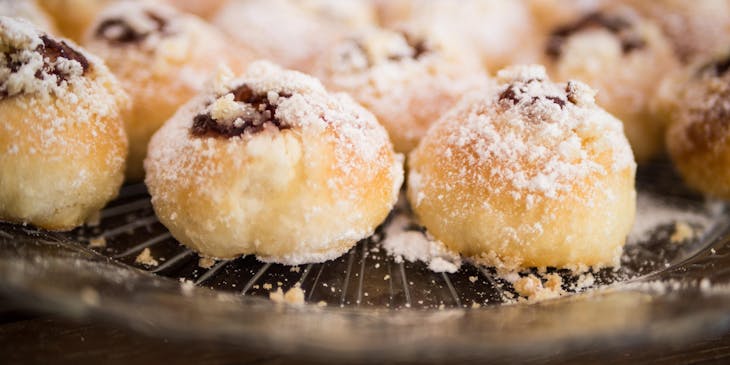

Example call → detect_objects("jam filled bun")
665 51 730 199
84 1 253 181
542 6 679 162
375 0 536 70
161 0 230 19
315 26 486 153
527 0 606 32
0 0 57 34
0 17 128 231
145 61 403 264
36 0 115 42
619 0 730 63
408 65 636 271
212 0 373 73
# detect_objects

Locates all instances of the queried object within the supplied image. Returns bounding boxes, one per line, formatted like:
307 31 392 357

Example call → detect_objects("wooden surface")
1 297 730 365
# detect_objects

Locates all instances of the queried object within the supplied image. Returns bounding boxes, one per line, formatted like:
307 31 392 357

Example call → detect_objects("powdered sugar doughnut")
665 52 730 198
542 6 679 162
377 0 536 70
212 0 372 73
0 0 57 34
315 26 486 153
527 0 606 31
36 0 115 41
296 0 375 29
0 17 128 231
407 65 636 270
145 61 403 264
162 0 230 19
84 1 253 181
619 0 730 63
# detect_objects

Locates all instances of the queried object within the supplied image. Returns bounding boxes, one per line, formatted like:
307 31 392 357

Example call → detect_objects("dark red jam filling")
39 35 90 74
546 12 646 59
191 84 293 138
345 32 431 67
498 79 570 109
95 11 169 44
1 35 90 99
389 32 431 61
698 55 730 77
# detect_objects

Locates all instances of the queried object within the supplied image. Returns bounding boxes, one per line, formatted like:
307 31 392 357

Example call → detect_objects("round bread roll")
212 0 373 73
376 0 536 70
296 0 375 29
0 0 58 34
619 0 730 63
161 0 230 19
665 51 730 199
145 61 403 264
541 6 680 162
527 0 606 32
83 1 253 181
315 26 486 153
36 0 114 42
407 65 636 270
0 17 128 231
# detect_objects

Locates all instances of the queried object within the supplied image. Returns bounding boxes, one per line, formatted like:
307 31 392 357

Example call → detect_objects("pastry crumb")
670 222 695 243
468 276 478 283
513 274 564 301
513 275 542 298
135 248 159 266
263 283 273 290
88 236 106 248
198 256 215 269
269 286 306 305
289 266 300 273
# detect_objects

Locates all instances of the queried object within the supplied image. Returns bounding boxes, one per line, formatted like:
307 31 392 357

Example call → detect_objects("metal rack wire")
61 162 721 309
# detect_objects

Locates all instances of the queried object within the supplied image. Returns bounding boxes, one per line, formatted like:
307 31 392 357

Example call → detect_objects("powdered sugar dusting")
315 26 486 152
0 0 55 33
381 212 462 273
0 17 83 99
86 1 246 95
432 65 634 203
145 61 401 264
0 16 128 150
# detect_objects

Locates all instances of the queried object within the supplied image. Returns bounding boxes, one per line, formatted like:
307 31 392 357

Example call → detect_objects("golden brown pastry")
36 0 114 42
375 0 536 70
541 6 680 162
212 0 374 73
619 0 730 63
408 65 636 270
84 0 253 181
314 26 486 153
0 0 58 34
665 51 730 199
145 61 403 264
0 17 128 230
161 0 230 19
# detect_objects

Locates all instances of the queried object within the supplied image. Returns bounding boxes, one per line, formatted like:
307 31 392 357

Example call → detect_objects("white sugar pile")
380 212 462 273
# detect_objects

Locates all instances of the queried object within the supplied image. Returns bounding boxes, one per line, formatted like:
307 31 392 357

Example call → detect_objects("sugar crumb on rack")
135 248 159 267
269 285 305 305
